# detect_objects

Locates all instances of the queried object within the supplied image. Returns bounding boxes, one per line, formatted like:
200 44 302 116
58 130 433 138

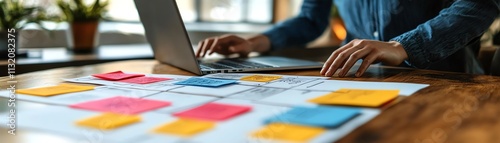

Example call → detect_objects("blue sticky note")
174 77 237 87
265 106 360 128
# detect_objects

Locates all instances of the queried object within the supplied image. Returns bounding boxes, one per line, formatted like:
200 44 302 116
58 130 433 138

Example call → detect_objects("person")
196 0 500 77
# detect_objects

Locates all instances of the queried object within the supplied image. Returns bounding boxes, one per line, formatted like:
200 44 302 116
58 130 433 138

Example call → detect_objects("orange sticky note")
76 113 141 130
153 118 215 136
16 84 95 97
308 89 399 107
240 75 282 82
251 123 325 142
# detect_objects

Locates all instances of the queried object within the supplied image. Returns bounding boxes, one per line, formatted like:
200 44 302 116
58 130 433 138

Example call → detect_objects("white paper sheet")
169 84 255 97
203 73 328 88
64 73 192 91
0 86 160 106
256 89 332 107
132 134 182 143
293 80 429 96
228 87 288 101
2 72 432 143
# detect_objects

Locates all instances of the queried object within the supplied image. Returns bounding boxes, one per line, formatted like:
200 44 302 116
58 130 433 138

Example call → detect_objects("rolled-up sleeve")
391 0 500 68
263 0 332 51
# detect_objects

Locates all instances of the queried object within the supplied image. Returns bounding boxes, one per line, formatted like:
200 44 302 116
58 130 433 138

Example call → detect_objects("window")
19 0 276 23
107 0 273 23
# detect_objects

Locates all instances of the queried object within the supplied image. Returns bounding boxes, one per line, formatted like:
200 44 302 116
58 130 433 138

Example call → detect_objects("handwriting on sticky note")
153 118 215 136
265 106 360 128
70 96 171 114
308 89 399 107
251 123 325 142
118 77 172 84
173 103 251 121
76 113 141 130
16 84 95 97
240 75 282 82
174 77 237 87
92 71 145 81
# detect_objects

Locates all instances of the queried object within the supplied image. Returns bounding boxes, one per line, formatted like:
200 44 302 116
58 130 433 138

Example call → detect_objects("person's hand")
196 35 253 58
320 39 408 77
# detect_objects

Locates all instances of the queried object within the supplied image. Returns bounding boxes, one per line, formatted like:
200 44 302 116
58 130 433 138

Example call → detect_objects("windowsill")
19 21 272 48
0 44 155 76
15 44 153 65
24 21 272 33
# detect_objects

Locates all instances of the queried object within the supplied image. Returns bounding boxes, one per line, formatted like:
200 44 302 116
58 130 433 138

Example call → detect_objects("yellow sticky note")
16 84 95 97
153 118 215 136
309 89 399 107
240 75 282 82
251 123 325 142
76 113 141 130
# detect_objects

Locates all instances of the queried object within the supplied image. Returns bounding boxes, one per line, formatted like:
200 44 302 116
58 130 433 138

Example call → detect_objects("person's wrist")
390 41 408 61
248 40 258 52
248 35 271 53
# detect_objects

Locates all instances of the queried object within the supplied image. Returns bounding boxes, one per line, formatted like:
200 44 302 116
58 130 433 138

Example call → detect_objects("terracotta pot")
0 30 18 59
67 21 99 53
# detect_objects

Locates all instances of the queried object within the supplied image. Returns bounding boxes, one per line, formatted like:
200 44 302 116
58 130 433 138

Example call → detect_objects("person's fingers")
218 35 242 44
208 37 219 55
324 56 346 77
218 35 252 57
338 46 372 77
229 45 251 57
321 41 355 75
209 35 243 54
197 35 250 58
200 38 215 57
195 40 205 58
325 41 365 77
355 52 379 77
321 50 343 75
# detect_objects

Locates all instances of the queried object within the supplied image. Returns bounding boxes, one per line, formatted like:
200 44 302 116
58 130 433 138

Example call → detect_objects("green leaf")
0 0 48 30
0 1 7 30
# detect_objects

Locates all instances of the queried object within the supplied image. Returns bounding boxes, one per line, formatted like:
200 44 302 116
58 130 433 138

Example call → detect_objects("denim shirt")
263 0 500 73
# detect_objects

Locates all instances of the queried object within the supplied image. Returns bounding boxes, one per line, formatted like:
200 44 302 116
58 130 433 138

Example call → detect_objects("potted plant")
0 0 46 59
57 0 108 53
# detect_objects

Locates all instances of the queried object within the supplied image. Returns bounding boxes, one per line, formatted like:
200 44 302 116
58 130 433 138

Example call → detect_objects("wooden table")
1 47 500 143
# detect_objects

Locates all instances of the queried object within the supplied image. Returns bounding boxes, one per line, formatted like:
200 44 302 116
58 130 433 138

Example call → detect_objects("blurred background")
20 0 345 48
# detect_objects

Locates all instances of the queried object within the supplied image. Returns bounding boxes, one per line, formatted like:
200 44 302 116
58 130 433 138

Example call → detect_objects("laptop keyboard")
200 59 274 70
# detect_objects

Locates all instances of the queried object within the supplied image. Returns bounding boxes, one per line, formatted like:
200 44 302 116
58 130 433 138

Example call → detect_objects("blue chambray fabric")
263 0 500 73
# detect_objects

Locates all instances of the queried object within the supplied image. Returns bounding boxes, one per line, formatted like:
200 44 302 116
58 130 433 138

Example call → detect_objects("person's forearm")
248 34 271 53
391 0 499 68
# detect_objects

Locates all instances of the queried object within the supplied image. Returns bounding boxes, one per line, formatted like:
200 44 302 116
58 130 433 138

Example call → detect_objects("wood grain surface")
1 59 499 143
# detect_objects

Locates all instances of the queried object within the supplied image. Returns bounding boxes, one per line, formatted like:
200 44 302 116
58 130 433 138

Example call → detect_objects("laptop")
134 0 323 75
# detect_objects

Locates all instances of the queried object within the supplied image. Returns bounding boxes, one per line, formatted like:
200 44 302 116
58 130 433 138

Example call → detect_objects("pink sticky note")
70 96 171 114
92 71 145 81
173 103 252 121
118 77 172 84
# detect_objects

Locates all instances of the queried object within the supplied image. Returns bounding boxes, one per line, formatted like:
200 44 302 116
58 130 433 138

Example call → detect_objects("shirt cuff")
262 29 283 51
391 32 431 69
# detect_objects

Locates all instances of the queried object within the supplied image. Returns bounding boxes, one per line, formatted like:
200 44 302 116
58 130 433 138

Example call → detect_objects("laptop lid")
135 0 202 75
